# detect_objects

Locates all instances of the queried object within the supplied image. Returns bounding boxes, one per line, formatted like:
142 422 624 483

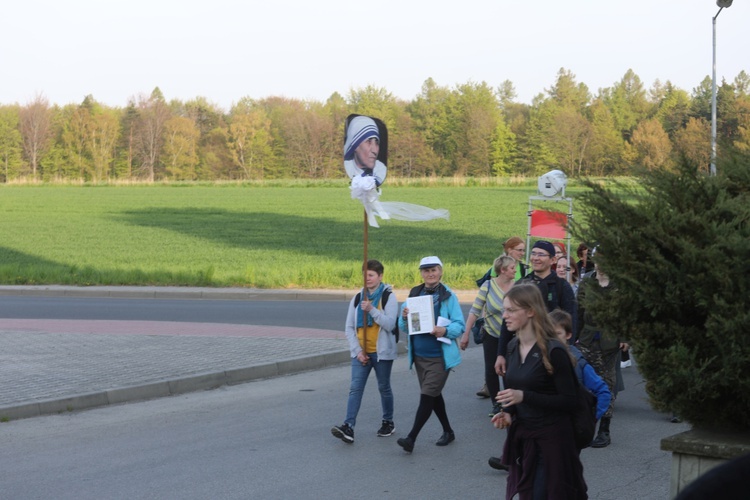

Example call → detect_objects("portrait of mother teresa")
344 115 388 187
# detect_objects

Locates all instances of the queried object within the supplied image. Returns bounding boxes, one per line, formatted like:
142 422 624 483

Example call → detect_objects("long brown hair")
506 284 572 374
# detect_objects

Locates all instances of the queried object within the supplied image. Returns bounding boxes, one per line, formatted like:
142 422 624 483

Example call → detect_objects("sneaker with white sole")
331 423 354 444
377 420 395 437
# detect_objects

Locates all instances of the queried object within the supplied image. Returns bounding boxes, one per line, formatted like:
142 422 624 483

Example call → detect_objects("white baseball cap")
419 256 443 269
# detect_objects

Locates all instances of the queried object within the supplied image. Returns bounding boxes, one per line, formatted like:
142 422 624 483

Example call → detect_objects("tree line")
1 67 748 183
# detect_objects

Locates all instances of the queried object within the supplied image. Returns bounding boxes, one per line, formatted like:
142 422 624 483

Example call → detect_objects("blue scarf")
420 286 441 320
357 283 385 328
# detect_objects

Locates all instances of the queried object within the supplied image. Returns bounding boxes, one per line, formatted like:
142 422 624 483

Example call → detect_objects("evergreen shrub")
573 151 750 430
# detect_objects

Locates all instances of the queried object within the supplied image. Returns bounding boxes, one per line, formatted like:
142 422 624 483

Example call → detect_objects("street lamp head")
717 0 733 8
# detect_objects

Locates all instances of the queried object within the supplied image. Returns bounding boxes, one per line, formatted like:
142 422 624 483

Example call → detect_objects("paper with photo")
406 295 435 334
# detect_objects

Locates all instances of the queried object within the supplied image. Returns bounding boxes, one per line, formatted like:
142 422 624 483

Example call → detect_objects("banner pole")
362 209 368 358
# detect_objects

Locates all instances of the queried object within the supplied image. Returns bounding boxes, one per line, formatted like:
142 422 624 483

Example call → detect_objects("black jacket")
497 271 578 357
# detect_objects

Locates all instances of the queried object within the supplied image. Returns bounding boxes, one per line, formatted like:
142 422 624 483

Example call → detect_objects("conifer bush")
573 151 750 430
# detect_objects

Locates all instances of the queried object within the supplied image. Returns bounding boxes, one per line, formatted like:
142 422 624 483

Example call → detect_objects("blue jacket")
570 345 611 420
399 283 465 371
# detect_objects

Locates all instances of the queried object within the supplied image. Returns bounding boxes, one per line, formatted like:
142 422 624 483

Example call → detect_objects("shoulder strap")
575 355 586 381
545 275 564 310
556 276 564 306
354 292 362 308
382 289 391 308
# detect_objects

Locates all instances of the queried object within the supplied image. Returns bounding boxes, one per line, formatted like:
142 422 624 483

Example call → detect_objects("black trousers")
482 332 501 402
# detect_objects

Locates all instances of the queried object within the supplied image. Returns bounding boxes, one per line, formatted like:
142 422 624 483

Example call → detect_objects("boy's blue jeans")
345 353 394 427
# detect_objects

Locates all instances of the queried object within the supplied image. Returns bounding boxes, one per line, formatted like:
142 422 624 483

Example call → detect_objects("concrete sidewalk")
0 286 476 422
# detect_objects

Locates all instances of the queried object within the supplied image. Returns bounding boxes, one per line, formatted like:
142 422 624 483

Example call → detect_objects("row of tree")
1 68 749 182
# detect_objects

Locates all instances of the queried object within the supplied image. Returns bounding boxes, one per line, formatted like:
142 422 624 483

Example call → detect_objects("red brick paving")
0 319 345 340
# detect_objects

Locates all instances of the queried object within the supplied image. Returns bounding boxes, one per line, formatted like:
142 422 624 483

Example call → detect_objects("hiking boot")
591 417 611 448
377 420 395 437
397 436 415 453
591 431 611 448
436 431 455 446
331 423 354 444
476 384 490 398
489 403 503 417
488 456 508 471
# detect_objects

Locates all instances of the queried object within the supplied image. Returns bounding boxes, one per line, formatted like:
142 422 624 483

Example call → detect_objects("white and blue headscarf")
344 116 380 161
343 115 450 228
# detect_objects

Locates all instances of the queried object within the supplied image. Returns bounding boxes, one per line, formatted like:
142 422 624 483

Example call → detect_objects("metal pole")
710 7 723 176
362 209 368 354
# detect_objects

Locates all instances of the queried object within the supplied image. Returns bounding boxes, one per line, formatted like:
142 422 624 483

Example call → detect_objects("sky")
2 0 748 112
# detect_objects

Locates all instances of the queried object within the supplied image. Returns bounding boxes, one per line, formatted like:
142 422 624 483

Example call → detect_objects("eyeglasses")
530 252 550 258
504 307 525 314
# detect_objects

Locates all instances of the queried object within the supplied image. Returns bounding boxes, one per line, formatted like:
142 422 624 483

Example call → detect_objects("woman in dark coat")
492 284 587 499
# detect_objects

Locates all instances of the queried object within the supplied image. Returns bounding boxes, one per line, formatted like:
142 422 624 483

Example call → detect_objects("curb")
0 349 352 421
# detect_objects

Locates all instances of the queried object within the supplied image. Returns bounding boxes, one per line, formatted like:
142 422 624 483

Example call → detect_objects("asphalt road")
0 296 349 330
0 295 473 330
0 344 686 500
0 292 686 499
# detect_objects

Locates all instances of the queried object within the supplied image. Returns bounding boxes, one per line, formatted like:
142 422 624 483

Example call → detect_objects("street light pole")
711 0 733 176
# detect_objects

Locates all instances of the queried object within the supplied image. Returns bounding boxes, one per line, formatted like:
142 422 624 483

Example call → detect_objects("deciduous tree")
88 104 120 181
653 82 691 136
132 88 170 181
0 105 23 182
60 103 92 179
162 116 200 180
490 118 517 176
453 82 501 176
673 117 710 172
630 118 673 170
601 70 651 141
19 94 53 177
227 103 273 179
585 99 625 176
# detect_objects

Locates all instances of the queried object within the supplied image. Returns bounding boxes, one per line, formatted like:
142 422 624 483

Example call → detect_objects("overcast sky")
3 0 747 111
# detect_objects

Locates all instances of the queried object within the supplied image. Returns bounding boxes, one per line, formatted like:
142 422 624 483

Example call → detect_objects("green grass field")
0 182 591 289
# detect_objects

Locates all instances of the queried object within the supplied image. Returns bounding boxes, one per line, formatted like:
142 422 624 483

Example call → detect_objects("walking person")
476 236 528 287
495 240 577 377
550 309 611 422
489 240 578 471
460 255 516 416
576 258 625 448
576 243 594 278
491 284 588 499
331 259 399 444
475 236 528 399
556 255 580 297
396 256 465 453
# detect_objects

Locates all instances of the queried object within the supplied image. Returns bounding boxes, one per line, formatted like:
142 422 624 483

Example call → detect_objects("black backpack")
354 289 400 342
548 342 596 450
570 363 598 449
